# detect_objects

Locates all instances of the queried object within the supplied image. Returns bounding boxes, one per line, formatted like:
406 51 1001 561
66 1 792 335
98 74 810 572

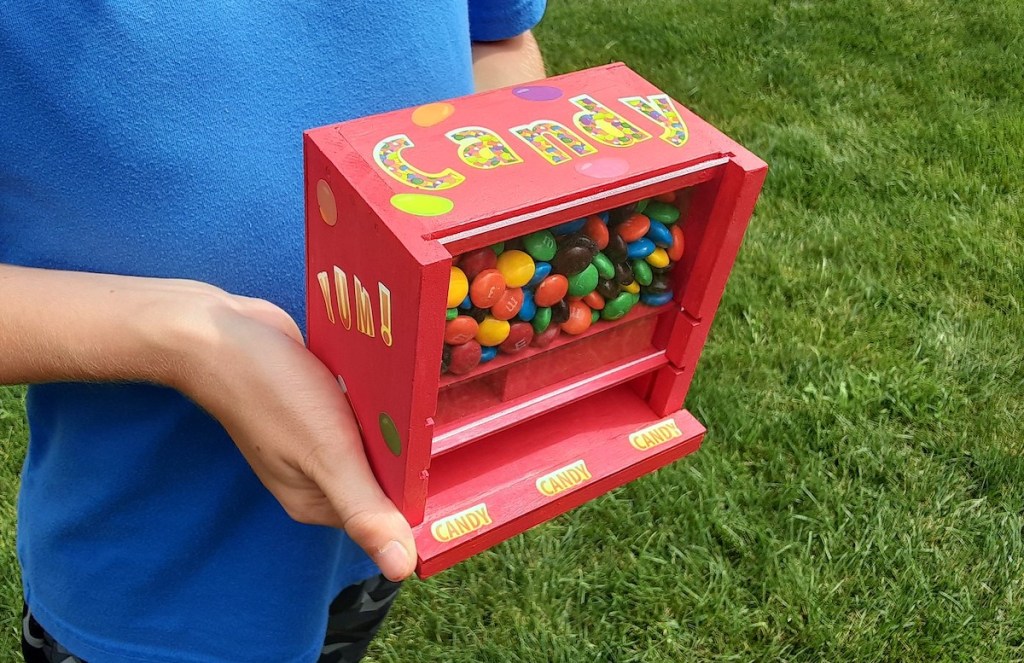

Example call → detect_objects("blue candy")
517 289 537 322
550 218 586 235
641 291 674 306
599 211 610 224
526 261 552 288
627 238 656 259
459 294 472 310
480 345 498 362
645 221 673 248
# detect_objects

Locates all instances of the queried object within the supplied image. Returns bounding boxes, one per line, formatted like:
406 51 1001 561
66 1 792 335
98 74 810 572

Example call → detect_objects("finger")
302 436 417 581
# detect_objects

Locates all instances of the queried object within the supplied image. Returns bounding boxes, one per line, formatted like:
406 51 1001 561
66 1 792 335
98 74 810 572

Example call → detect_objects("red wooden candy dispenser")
304 64 766 577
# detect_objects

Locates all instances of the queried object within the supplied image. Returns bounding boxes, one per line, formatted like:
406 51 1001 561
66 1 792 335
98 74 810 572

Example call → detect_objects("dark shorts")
21 575 401 663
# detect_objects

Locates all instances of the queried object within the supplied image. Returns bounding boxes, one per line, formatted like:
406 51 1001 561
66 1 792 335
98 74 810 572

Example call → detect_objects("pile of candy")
442 191 685 376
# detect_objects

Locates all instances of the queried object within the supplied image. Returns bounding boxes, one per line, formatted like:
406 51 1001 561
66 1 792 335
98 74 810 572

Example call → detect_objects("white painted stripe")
438 157 729 245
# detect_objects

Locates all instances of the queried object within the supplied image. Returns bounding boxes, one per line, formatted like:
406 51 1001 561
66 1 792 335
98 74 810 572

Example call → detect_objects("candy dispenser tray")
414 386 705 577
431 345 666 457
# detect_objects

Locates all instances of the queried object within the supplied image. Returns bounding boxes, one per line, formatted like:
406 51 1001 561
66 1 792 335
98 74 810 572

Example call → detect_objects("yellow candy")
646 248 670 269
448 267 468 308
495 250 535 288
476 316 511 346
624 280 641 295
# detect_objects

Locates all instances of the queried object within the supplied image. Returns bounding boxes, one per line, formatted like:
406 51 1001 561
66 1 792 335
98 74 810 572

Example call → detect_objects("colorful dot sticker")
412 102 455 127
390 193 454 217
575 157 630 179
513 85 563 102
317 179 337 226
379 412 402 456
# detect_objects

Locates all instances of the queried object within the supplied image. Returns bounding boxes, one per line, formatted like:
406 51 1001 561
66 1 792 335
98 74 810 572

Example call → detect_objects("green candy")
601 292 635 321
631 259 653 286
532 306 552 333
523 230 557 261
591 309 600 324
635 198 649 213
446 308 458 321
644 201 680 224
592 252 615 280
567 263 599 297
492 241 505 255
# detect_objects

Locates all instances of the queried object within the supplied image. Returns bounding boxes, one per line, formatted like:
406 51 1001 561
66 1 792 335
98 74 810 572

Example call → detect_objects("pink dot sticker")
513 85 563 102
316 179 337 226
575 157 630 179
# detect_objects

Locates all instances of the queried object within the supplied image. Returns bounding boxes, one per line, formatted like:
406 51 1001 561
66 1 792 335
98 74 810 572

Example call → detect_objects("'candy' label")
430 503 492 543
536 460 592 497
629 419 683 451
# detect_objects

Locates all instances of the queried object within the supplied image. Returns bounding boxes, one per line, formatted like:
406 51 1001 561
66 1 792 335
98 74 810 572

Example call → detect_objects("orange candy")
444 316 479 345
668 225 685 262
616 213 650 243
654 191 677 204
491 287 523 321
470 268 506 308
560 300 593 335
534 274 569 307
583 215 609 250
582 291 605 310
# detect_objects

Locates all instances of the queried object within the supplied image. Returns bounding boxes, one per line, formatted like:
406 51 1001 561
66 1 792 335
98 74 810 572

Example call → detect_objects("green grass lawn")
3 0 1023 660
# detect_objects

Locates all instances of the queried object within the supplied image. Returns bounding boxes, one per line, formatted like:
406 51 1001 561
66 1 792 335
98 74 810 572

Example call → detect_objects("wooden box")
304 64 766 577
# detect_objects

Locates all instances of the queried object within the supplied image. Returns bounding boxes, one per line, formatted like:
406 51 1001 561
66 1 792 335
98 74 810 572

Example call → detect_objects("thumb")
304 439 418 581
339 498 418 582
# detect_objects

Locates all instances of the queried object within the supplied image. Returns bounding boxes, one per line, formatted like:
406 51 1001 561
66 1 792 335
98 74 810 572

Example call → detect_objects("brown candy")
607 202 638 226
550 299 570 324
614 261 635 286
597 278 620 300
604 233 628 262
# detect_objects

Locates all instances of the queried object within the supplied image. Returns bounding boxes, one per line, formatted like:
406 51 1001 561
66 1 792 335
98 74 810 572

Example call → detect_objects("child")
0 2 545 660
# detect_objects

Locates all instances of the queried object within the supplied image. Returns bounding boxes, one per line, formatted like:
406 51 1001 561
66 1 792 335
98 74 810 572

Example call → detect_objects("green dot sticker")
390 193 454 217
379 412 402 456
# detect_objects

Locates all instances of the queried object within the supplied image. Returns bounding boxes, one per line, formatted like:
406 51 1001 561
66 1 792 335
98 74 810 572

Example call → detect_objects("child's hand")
154 286 418 581
0 265 417 581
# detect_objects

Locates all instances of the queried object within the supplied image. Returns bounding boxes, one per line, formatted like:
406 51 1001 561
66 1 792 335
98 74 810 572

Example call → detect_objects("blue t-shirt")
0 2 544 661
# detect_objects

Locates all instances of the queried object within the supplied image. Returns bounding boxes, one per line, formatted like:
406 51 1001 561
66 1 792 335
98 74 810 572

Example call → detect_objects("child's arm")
472 30 546 92
0 263 416 580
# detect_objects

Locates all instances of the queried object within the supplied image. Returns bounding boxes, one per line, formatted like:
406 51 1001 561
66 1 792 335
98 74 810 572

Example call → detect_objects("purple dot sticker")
575 157 630 179
513 85 563 102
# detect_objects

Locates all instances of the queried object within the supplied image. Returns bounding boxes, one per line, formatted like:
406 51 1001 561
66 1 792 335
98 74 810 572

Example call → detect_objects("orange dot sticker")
390 193 454 217
412 102 455 127
317 179 337 226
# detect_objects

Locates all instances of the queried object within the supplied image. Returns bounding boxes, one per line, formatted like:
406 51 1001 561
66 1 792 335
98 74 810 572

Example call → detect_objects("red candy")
499 321 534 354
560 300 593 335
444 316 479 345
654 191 677 204
616 213 650 243
491 287 523 321
583 215 609 250
458 247 498 280
470 268 506 308
534 274 569 307
668 225 685 262
447 340 482 375
531 325 561 348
